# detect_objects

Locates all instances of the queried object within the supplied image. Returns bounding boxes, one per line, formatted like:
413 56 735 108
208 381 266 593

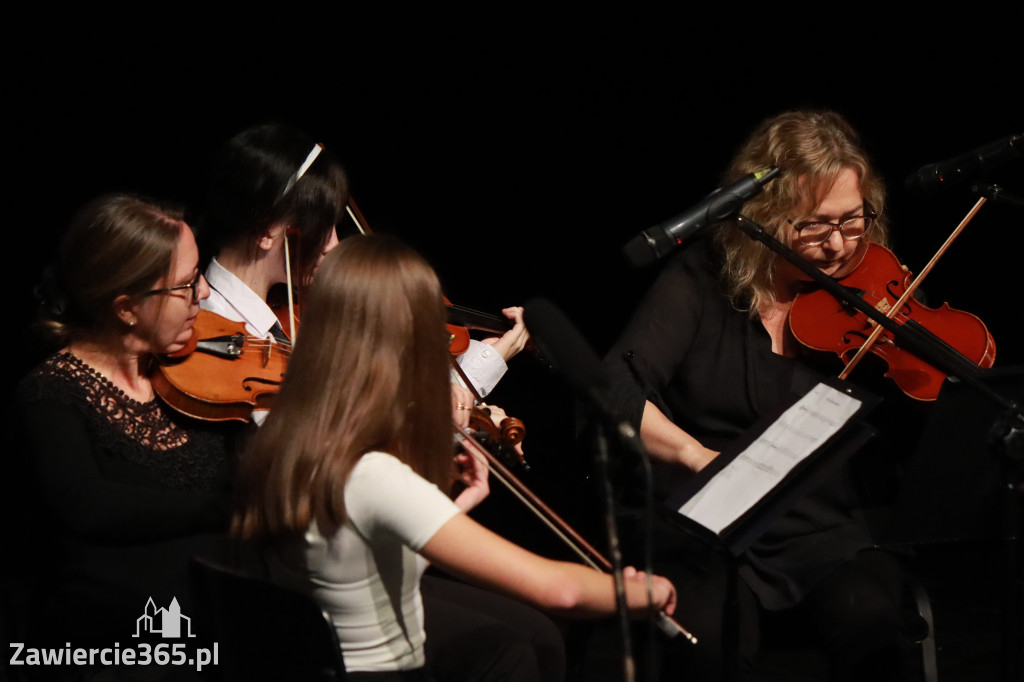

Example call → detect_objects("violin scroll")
468 405 528 472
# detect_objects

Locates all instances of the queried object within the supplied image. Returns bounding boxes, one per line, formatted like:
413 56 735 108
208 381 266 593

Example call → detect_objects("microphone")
523 297 614 417
523 296 699 645
622 167 780 268
905 134 1023 195
523 297 640 443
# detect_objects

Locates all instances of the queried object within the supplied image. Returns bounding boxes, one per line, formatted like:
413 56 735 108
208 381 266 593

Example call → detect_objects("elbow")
536 574 590 615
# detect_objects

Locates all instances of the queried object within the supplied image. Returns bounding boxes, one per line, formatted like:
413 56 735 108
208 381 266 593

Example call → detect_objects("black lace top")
18 352 227 494
14 351 241 653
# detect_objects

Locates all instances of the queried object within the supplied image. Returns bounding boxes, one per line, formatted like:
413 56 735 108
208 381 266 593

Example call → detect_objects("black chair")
189 556 347 681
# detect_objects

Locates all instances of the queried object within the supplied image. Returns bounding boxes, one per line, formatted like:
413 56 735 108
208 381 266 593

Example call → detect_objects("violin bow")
354 195 695 642
453 425 696 644
450 357 696 643
283 234 297 342
346 196 372 237
279 142 325 342
839 196 988 380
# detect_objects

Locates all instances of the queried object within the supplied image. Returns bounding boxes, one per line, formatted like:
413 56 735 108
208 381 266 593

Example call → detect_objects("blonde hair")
712 110 890 313
233 234 453 541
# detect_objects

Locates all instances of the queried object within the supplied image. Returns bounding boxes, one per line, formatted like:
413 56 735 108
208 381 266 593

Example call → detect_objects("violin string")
839 196 988 380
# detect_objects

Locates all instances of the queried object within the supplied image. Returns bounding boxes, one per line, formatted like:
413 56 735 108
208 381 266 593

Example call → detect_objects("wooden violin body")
445 297 514 355
151 310 289 421
789 242 996 401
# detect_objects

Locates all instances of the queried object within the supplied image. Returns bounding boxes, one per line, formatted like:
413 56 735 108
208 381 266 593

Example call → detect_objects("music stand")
651 378 881 681
662 378 879 554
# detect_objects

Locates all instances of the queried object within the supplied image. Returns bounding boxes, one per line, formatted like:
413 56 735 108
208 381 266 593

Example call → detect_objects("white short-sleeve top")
267 451 459 672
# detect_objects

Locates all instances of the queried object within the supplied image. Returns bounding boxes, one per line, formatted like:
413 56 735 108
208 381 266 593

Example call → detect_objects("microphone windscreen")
523 297 610 406
622 230 661 269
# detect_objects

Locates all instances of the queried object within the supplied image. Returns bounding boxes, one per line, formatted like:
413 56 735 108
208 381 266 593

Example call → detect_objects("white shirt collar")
202 257 281 339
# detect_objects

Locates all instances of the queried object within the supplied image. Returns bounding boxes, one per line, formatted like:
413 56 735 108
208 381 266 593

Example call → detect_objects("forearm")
421 513 673 618
639 400 718 472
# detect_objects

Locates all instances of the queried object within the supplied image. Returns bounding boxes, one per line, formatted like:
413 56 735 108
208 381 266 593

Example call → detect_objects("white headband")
281 143 324 196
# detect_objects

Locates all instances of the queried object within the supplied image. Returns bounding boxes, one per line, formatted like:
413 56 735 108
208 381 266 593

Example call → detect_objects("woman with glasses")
14 194 240 679
600 110 908 681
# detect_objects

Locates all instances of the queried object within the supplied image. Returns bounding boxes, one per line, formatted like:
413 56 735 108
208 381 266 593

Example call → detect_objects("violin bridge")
866 298 892 328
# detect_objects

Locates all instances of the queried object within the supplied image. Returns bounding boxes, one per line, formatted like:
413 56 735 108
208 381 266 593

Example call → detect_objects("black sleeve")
603 251 710 429
19 396 229 544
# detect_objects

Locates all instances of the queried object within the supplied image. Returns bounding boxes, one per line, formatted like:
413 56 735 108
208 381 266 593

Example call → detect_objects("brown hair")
38 194 187 346
233 234 453 541
713 110 890 313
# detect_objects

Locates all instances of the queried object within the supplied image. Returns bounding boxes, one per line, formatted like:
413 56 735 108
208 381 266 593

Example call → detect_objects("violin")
272 292 513 359
789 241 996 401
344 197 519 357
446 297 514 355
467 404 527 471
151 309 290 422
273 301 300 342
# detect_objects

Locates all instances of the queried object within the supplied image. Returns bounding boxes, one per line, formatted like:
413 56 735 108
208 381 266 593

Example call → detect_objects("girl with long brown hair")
202 123 564 682
235 234 676 679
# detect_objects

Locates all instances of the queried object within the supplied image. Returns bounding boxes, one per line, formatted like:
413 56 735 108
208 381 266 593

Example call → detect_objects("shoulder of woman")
15 353 76 405
347 451 430 494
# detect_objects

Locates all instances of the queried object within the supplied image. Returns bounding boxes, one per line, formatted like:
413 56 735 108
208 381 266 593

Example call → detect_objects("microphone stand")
731 214 1023 681
972 182 1024 211
592 424 637 682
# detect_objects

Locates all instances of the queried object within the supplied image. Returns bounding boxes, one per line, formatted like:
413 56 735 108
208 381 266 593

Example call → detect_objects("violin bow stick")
282 235 297 342
453 429 696 643
451 394 697 643
346 197 372 236
278 143 325 342
839 196 987 380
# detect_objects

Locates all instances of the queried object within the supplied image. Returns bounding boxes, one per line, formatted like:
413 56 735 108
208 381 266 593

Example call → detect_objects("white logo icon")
133 597 196 638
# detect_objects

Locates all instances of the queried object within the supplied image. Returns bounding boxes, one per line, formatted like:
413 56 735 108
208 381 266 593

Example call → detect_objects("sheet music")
679 382 862 534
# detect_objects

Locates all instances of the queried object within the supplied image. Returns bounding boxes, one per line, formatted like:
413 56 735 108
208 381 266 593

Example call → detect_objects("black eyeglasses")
142 272 203 303
788 212 876 246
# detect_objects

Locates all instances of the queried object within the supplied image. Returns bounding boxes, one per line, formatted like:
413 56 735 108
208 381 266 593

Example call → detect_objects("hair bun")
34 264 71 320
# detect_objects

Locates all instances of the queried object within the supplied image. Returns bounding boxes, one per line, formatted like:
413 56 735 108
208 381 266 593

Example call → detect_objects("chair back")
190 556 347 681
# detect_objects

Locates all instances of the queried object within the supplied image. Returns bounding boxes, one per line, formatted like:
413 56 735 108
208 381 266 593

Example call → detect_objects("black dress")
598 239 907 681
13 352 241 680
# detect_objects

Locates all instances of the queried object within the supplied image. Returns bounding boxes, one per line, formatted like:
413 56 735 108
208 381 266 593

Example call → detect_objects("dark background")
9 18 1024 379
6 13 1023 680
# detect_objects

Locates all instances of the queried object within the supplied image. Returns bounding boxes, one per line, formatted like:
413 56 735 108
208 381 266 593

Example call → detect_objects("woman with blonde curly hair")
602 110 910 681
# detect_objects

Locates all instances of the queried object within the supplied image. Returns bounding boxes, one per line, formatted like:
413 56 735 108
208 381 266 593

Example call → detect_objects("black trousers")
421 572 566 682
575 544 909 682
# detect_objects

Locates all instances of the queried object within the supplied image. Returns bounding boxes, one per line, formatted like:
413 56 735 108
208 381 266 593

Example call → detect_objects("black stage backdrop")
7 12 1023 523
4 13 1023 679
9 18 1023 380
